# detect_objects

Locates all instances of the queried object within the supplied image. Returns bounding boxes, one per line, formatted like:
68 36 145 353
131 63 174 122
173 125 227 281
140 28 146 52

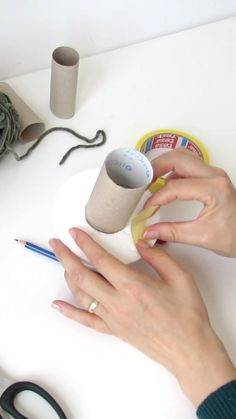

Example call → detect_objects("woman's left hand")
49 229 236 407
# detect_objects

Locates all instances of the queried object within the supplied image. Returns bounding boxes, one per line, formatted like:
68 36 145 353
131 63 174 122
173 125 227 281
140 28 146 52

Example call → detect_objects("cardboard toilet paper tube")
0 82 45 143
85 148 153 233
50 46 79 119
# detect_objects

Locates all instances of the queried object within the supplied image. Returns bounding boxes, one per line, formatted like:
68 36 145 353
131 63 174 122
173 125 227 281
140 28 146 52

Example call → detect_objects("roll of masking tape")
135 129 209 193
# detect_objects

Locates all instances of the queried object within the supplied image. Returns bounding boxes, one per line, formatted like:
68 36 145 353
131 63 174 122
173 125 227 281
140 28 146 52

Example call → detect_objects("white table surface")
0 16 236 419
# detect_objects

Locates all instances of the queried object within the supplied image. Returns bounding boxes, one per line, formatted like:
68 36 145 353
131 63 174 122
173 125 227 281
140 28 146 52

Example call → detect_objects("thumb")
136 240 188 284
144 220 207 248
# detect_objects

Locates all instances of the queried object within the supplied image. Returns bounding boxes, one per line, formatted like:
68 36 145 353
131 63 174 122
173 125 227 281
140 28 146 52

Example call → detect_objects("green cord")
0 92 106 165
12 127 107 165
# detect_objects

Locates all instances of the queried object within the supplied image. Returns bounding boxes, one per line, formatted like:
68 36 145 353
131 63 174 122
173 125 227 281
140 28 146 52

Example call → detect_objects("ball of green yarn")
0 92 21 160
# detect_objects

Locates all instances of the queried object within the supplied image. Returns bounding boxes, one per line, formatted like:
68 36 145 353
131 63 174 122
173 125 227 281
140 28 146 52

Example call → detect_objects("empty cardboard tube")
50 46 79 119
85 148 153 233
0 82 45 143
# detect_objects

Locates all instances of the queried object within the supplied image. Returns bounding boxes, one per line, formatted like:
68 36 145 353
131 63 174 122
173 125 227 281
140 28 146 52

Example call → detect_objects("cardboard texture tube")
85 148 153 233
0 82 45 143
50 46 79 119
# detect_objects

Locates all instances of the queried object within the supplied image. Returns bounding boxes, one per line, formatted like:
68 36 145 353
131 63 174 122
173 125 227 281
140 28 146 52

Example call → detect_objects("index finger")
152 148 216 179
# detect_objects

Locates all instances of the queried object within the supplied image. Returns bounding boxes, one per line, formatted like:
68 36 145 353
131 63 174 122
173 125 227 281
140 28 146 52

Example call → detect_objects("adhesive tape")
131 206 158 244
135 129 209 193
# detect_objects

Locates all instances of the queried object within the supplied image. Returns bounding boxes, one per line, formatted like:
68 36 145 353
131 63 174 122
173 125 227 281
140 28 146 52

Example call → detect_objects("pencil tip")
14 239 19 242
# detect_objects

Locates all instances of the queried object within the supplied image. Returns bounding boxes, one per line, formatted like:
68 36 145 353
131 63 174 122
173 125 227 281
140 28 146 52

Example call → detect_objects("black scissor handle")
0 381 67 419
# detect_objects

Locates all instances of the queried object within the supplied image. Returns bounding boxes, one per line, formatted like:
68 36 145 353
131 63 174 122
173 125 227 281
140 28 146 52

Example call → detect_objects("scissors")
0 368 67 419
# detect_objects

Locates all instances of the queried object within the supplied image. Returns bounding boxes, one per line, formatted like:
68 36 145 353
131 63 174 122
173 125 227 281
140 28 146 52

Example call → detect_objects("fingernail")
137 240 150 249
49 239 57 251
143 229 159 239
51 302 62 312
69 228 77 240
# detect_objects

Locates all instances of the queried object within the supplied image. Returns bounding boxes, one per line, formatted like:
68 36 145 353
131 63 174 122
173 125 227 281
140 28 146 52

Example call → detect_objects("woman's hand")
144 148 236 257
50 229 236 407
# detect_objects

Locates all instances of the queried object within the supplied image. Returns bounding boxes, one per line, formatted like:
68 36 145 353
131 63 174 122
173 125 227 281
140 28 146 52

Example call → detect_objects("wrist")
175 328 236 407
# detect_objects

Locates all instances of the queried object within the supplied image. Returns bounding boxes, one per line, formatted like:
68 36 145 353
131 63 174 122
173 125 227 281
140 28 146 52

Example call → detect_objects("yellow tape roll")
135 129 209 193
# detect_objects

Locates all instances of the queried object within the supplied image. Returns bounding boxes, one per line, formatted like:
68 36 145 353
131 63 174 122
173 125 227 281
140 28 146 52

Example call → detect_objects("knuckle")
216 172 232 190
165 178 183 197
161 179 178 200
175 147 190 155
144 247 171 265
124 280 149 304
198 229 211 247
110 302 129 324
210 172 233 201
212 167 228 178
69 266 80 279
165 179 176 191
150 247 167 259
108 282 151 326
53 246 63 260
106 291 130 318
109 302 123 319
90 250 106 269
68 266 85 287
73 289 84 305
162 226 178 242
176 147 200 159
124 280 140 296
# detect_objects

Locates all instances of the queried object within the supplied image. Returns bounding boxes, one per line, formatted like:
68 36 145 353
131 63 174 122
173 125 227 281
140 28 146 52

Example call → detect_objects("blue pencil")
15 239 58 262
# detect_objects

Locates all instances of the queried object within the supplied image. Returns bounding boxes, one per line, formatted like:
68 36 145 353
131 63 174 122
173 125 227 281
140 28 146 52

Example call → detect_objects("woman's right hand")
144 148 236 257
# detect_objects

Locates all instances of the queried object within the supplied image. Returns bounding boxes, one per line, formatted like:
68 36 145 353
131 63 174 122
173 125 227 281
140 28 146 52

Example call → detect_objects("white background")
1 0 236 79
0 16 236 418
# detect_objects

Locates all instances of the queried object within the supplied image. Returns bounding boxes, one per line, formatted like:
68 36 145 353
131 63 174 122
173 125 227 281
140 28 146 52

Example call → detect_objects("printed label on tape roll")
136 129 209 164
140 132 204 161
135 129 209 193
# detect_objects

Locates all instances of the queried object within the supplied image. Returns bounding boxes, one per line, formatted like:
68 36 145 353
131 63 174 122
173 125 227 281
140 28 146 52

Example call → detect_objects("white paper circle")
52 168 160 266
